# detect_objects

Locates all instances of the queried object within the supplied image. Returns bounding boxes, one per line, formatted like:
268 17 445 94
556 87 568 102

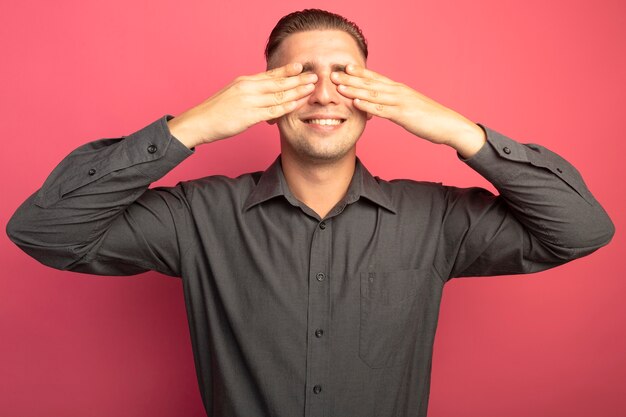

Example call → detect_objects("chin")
289 140 357 163
278 119 364 163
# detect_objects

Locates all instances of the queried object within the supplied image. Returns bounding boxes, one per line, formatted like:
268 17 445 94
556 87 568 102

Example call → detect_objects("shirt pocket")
359 268 423 369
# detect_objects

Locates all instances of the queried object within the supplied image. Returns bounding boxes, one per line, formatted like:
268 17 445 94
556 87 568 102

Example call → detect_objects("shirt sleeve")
6 115 195 277
437 124 615 280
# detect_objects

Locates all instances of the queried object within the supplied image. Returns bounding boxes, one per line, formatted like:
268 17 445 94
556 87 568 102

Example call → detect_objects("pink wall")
1 1 624 416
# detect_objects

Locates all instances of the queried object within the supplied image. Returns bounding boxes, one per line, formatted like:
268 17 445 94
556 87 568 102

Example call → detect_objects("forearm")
445 117 487 159
6 116 193 270
464 125 614 258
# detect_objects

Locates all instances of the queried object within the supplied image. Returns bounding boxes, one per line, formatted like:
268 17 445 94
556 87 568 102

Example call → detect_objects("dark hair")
265 9 368 67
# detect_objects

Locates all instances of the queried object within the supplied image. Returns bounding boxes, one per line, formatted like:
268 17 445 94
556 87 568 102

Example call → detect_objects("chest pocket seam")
359 268 426 368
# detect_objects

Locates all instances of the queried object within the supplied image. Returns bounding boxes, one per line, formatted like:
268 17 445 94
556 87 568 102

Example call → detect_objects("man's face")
270 30 369 163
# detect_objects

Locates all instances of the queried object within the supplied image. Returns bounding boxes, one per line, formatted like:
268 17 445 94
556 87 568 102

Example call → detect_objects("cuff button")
147 145 158 154
88 168 96 176
503 147 511 154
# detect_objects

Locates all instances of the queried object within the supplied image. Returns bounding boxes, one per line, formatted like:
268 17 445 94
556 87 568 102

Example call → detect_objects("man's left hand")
332 65 486 158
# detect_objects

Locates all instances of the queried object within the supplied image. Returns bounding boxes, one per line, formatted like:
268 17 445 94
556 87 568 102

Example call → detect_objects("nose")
308 72 341 105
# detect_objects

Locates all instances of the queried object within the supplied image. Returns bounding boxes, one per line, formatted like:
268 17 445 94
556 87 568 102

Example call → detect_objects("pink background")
1 1 624 416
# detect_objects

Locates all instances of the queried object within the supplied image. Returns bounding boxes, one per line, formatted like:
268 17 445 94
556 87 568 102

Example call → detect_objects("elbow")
595 210 616 248
6 206 38 264
6 201 74 271
557 206 615 258
6 215 74 271
6 205 28 250
6 190 41 249
583 205 615 250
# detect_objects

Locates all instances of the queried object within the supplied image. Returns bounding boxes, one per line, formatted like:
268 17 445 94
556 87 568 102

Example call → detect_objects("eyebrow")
301 62 347 73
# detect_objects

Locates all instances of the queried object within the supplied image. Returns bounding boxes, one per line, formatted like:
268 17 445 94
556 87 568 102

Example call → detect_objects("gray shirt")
7 115 614 417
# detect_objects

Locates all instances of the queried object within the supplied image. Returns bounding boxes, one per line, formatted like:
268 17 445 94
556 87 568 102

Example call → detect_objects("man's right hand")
167 63 317 149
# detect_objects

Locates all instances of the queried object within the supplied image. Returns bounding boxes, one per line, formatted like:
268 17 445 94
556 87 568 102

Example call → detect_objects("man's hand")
168 63 318 149
332 65 486 158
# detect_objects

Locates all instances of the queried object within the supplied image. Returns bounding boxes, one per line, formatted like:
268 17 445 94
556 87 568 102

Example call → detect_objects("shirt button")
147 144 158 154
319 222 326 230
316 273 325 282
503 146 511 154
315 329 324 338
313 385 322 394
88 168 96 176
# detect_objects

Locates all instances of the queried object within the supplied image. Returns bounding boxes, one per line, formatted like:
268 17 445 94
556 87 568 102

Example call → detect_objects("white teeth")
306 119 343 126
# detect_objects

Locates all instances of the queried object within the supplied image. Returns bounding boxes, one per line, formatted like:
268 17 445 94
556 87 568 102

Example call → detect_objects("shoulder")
182 170 262 189
373 176 497 215
376 176 447 199
177 170 263 205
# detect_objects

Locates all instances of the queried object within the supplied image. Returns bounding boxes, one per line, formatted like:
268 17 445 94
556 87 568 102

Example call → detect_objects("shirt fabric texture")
7 115 614 417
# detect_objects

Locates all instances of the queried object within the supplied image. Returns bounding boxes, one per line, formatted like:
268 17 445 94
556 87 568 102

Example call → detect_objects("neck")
280 151 356 219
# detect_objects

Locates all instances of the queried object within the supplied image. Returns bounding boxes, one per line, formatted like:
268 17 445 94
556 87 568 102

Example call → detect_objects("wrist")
167 117 202 149
447 122 486 159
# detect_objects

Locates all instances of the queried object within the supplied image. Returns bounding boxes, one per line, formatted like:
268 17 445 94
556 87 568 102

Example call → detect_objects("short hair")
265 9 368 68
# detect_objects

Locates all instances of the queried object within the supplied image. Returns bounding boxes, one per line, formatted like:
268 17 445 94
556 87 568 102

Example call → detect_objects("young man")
7 9 614 417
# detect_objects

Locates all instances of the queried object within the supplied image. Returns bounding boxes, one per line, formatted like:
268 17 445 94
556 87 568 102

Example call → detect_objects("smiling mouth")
303 118 346 126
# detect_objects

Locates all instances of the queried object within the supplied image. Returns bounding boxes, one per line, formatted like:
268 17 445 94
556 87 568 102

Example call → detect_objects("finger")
264 94 311 124
353 98 393 119
257 82 316 107
259 94 309 121
345 64 395 84
331 71 395 94
336 84 396 105
260 62 304 79
257 71 318 93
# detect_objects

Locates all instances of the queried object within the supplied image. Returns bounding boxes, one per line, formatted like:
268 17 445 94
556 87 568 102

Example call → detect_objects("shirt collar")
243 156 396 214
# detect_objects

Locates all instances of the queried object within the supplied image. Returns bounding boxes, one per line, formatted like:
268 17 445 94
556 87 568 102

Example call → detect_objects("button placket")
304 218 332 416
